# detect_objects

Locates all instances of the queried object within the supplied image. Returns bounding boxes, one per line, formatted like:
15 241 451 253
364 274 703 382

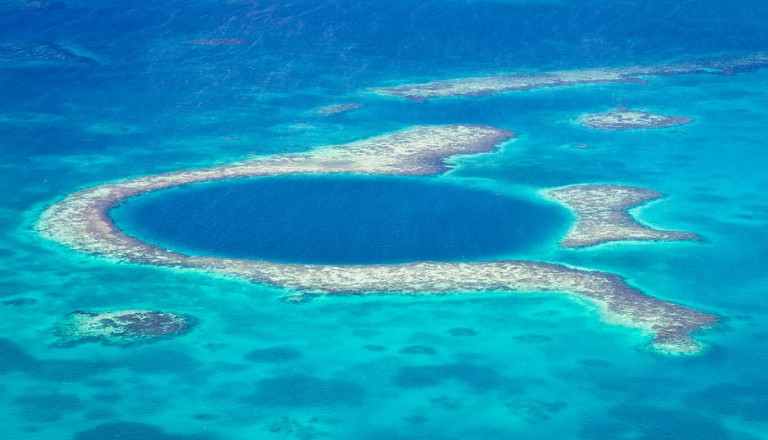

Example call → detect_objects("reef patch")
53 310 196 347
580 107 693 130
0 41 96 65
370 54 768 101
316 103 363 115
543 185 700 248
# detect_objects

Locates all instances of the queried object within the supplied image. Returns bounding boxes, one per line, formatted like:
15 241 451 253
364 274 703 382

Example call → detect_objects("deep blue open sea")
2 1 768 439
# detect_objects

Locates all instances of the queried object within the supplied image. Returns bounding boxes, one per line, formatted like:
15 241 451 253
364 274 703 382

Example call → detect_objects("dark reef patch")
399 345 437 355
361 430 457 440
0 41 95 65
0 281 29 297
244 346 303 363
506 399 567 421
121 349 203 376
512 334 553 344
83 409 116 420
404 415 430 425
243 375 365 407
430 395 463 410
1 297 37 306
578 359 612 368
91 393 121 403
34 358 115 382
684 383 768 421
447 327 478 336
193 413 218 421
0 338 36 373
579 404 735 440
0 340 116 381
74 422 217 440
84 379 117 389
268 417 332 439
392 363 512 392
14 393 86 422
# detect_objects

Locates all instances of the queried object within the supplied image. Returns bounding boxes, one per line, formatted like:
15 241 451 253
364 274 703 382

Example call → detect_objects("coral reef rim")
543 185 701 248
36 125 716 354
370 53 768 101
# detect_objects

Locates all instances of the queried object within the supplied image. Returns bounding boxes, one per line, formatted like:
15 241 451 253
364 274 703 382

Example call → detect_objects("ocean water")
111 176 568 264
2 1 768 439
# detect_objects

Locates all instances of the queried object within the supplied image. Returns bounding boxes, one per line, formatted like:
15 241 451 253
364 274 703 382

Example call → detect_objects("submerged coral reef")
53 310 196 346
544 185 700 247
370 54 768 101
580 108 693 130
316 103 363 115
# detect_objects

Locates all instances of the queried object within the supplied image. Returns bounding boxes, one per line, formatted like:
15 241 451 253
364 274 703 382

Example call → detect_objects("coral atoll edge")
37 125 716 355
370 54 768 101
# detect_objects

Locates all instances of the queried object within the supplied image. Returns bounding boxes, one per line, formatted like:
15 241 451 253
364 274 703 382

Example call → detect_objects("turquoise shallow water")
2 1 768 439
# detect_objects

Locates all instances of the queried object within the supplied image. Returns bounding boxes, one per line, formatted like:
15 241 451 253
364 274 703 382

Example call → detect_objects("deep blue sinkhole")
111 176 567 265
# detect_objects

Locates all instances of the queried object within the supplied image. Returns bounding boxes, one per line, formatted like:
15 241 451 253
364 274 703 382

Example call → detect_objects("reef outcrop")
370 54 768 101
544 185 700 248
53 310 196 346
0 41 96 65
580 108 693 130
316 103 363 115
